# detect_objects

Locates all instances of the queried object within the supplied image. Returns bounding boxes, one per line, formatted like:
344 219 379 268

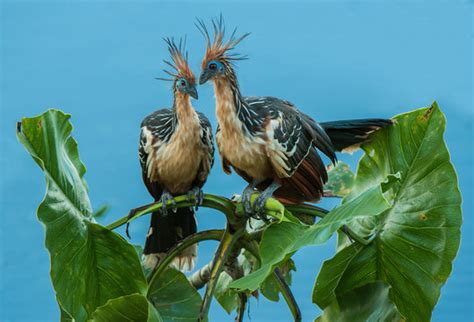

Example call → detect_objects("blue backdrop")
1 1 472 321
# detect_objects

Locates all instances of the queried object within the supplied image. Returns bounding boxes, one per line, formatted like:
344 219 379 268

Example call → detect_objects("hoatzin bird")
196 17 392 216
135 38 214 271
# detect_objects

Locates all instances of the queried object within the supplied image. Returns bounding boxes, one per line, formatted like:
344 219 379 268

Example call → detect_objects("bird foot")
160 191 176 216
187 186 204 210
241 186 255 216
252 193 271 222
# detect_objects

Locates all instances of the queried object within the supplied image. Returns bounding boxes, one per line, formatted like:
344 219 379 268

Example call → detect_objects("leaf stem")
273 267 302 322
235 293 247 322
285 204 329 218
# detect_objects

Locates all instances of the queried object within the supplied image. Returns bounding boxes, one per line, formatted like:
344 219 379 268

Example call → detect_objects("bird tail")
319 118 393 153
143 206 197 272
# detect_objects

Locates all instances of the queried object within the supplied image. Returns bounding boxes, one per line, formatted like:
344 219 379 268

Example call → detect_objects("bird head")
157 37 198 100
196 15 250 85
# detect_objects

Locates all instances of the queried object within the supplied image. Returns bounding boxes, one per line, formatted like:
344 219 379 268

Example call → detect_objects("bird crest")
158 37 196 84
196 15 250 69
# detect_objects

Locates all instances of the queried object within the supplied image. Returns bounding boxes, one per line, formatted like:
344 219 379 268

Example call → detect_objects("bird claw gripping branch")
160 190 177 216
187 186 204 210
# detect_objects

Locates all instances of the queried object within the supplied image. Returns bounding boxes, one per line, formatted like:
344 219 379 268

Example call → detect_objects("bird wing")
243 96 335 179
195 112 215 186
139 109 175 182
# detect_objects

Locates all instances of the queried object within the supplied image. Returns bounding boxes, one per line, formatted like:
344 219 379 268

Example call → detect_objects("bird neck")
173 93 196 124
213 74 259 137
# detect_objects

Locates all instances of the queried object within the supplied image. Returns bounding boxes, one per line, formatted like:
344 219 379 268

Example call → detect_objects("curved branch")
146 229 224 289
198 226 245 322
273 267 301 322
105 194 236 231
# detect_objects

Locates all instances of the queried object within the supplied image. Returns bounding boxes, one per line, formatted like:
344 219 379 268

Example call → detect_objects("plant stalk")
273 267 302 322
235 293 247 322
146 229 224 289
198 225 245 322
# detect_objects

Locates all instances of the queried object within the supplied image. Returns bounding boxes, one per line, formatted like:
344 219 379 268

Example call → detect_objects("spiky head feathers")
159 37 196 85
196 15 250 70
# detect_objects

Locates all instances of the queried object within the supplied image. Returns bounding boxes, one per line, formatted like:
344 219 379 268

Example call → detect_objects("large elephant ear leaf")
314 103 462 321
147 268 202 322
17 109 147 322
90 294 162 322
316 282 401 322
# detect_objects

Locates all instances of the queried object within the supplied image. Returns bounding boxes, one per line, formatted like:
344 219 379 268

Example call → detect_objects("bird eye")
180 80 186 87
209 63 217 70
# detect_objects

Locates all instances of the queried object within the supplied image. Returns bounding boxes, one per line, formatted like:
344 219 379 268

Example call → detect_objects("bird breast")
148 113 204 194
215 87 272 180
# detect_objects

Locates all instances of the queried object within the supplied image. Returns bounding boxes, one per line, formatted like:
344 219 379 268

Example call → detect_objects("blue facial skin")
176 77 198 99
199 60 224 85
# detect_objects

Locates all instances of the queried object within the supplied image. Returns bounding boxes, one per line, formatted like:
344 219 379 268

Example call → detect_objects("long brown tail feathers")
320 118 393 152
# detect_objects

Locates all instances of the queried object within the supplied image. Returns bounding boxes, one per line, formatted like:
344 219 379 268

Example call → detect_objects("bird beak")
189 86 199 100
199 71 211 85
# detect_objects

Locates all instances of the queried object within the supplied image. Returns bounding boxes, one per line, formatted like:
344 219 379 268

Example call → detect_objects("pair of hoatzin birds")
134 18 393 271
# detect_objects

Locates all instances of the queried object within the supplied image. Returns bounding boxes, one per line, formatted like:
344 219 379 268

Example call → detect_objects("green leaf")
313 244 363 308
93 204 110 219
59 304 74 322
261 259 296 302
230 180 393 291
324 162 355 197
148 268 202 322
320 103 462 321
17 109 147 321
316 282 401 322
214 250 259 314
89 294 162 322
214 272 239 314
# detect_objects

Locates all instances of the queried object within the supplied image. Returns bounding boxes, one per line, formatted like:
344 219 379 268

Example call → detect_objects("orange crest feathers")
195 15 250 69
158 37 196 84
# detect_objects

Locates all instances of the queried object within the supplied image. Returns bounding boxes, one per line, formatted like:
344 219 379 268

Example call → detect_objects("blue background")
1 1 472 321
